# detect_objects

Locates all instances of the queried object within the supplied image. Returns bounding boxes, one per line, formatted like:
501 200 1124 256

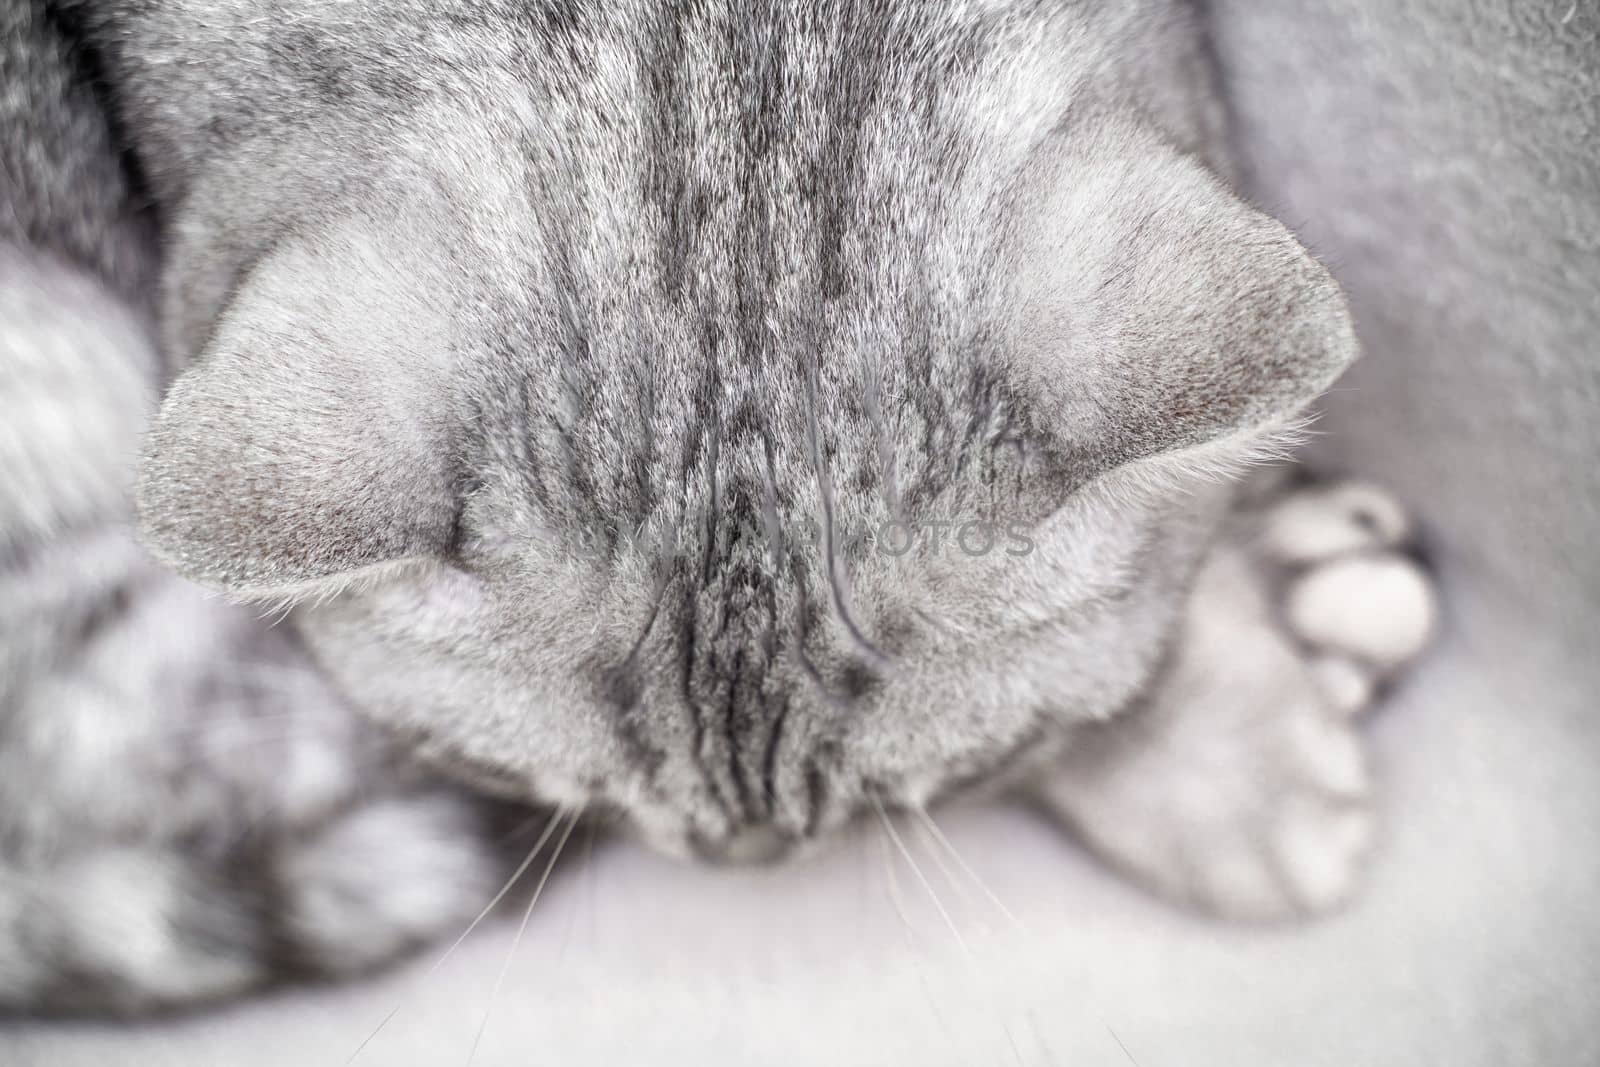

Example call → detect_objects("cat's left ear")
1005 112 1358 482
137 219 460 598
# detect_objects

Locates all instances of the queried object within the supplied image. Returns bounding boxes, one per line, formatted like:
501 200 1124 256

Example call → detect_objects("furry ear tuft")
137 221 459 598
1007 113 1357 482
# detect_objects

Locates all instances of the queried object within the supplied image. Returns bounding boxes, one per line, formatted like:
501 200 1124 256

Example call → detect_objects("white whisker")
555 820 599 962
913 807 1023 931
878 816 923 940
1107 1023 1144 1066
877 798 1030 1067
465 806 582 1067
908 810 983 928
345 807 567 1065
872 794 966 956
877 813 972 1052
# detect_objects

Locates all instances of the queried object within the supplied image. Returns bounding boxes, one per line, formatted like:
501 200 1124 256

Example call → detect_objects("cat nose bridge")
678 580 817 826
685 634 782 823
664 579 850 854
675 520 857 837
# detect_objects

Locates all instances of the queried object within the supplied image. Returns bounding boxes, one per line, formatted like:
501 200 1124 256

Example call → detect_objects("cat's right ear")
137 217 462 599
1005 112 1357 483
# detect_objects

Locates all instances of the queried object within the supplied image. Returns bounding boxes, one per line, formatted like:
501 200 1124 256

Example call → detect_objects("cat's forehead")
460 287 1025 560
431 2 1173 554
455 191 1016 548
441 0 1111 328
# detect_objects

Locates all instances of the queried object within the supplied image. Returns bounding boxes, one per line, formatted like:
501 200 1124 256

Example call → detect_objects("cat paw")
1037 566 1376 919
1034 481 1436 922
1258 481 1438 713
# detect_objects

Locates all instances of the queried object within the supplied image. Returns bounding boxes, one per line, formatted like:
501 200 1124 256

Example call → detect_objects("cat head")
137 101 1354 862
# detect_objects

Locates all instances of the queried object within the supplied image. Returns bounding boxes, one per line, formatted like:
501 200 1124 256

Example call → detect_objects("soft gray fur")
1 0 1434 1015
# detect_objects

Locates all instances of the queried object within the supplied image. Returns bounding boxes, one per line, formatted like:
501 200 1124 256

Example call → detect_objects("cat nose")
713 823 792 865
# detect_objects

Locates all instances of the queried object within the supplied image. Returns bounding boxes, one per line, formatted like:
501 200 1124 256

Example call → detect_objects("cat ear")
1006 113 1357 480
137 221 459 598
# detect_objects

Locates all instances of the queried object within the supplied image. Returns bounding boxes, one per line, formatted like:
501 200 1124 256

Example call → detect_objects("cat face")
282 397 1229 861
132 9 1356 861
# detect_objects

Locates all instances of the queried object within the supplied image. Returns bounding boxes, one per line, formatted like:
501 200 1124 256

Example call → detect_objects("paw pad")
1287 554 1436 672
1263 480 1438 702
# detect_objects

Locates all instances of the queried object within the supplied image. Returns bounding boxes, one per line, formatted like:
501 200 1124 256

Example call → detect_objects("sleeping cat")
0 0 1436 1014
